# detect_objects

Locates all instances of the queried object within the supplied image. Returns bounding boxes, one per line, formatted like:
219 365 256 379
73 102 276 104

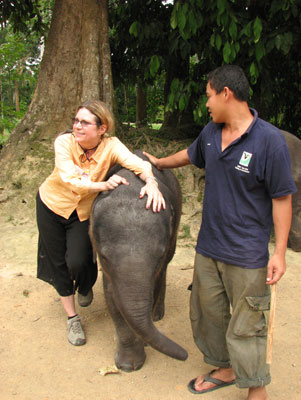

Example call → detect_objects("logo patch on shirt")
239 151 252 167
235 151 253 174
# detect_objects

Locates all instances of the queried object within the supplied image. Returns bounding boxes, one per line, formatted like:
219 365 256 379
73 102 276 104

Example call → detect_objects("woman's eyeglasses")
73 118 98 128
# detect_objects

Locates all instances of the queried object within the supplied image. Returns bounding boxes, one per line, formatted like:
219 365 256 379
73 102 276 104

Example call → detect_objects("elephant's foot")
115 343 146 372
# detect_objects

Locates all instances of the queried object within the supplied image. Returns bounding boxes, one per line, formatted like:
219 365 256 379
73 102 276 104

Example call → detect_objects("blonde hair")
77 100 115 135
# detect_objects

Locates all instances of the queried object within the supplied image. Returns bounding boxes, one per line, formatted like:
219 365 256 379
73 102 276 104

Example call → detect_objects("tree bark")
2 0 114 147
136 82 147 127
14 80 20 112
162 54 199 138
162 54 195 128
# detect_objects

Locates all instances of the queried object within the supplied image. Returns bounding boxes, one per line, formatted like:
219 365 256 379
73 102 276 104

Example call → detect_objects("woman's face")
73 108 106 149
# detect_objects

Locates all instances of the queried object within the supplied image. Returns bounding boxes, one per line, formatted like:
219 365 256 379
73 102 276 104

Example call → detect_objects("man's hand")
143 152 161 169
143 149 191 170
266 253 286 285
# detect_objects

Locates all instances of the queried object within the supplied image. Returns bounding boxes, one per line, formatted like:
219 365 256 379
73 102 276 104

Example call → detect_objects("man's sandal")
187 369 235 394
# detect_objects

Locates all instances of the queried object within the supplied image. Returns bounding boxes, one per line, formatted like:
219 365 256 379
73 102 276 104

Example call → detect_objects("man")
144 65 297 400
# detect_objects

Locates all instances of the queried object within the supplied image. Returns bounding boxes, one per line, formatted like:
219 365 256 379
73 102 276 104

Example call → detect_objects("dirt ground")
0 213 300 400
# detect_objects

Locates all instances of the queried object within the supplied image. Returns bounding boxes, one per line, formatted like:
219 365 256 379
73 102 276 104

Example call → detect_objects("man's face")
206 82 225 123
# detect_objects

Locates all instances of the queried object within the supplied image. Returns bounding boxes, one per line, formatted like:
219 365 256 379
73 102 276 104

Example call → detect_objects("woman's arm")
88 174 129 193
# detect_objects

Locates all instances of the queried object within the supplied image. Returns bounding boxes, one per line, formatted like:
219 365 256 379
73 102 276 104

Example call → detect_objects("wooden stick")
266 283 277 364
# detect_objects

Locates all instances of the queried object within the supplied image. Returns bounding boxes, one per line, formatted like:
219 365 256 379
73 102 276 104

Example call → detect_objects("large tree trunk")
161 54 200 138
16 0 113 141
14 81 20 112
0 0 114 219
162 54 192 128
136 81 147 127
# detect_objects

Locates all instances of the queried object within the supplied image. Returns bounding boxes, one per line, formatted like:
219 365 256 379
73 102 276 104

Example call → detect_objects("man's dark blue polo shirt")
187 109 297 268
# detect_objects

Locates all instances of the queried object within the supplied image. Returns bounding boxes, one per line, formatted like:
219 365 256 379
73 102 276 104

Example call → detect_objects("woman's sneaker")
78 289 93 307
67 315 86 346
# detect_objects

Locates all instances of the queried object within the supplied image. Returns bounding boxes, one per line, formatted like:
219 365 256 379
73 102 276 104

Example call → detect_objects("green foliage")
146 74 165 123
171 0 203 39
149 55 160 77
0 27 41 132
114 74 165 125
165 0 301 135
179 224 192 239
0 128 9 147
115 84 136 123
1 100 28 130
0 102 27 146
1 0 301 144
109 0 171 86
109 0 172 126
0 0 52 35
0 1 53 137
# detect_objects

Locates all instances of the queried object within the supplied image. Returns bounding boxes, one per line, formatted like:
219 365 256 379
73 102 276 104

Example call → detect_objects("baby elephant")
90 151 188 372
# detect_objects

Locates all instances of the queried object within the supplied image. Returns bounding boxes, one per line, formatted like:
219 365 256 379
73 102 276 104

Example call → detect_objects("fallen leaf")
98 365 121 376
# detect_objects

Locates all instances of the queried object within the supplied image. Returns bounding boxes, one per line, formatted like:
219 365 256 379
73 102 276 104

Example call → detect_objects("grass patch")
178 224 192 239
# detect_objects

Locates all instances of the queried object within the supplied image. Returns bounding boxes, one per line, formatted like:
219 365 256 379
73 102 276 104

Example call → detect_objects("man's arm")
143 149 191 170
266 194 293 284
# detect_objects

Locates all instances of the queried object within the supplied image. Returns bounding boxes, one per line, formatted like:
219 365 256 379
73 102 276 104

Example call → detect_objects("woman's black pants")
36 192 98 297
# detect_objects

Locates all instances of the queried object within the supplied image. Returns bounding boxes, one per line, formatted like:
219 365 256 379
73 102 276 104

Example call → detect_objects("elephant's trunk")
113 280 188 361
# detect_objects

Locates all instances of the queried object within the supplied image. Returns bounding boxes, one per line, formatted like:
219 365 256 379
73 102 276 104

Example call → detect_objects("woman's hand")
89 174 128 193
139 178 166 213
105 174 129 190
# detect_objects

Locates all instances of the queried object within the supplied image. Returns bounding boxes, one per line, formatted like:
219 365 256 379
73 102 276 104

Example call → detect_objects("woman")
36 100 165 346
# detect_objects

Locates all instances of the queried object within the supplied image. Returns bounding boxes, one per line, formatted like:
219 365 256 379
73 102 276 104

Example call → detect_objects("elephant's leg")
103 274 146 372
289 208 301 251
152 265 166 322
152 241 176 322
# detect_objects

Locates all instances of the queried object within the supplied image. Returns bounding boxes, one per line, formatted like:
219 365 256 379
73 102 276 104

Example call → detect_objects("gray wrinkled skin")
90 151 187 372
282 131 301 252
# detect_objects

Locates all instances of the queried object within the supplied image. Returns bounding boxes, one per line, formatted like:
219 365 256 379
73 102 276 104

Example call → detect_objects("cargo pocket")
233 295 270 337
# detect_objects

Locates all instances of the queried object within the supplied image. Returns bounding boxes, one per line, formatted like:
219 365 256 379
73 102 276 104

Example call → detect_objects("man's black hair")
207 65 250 102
